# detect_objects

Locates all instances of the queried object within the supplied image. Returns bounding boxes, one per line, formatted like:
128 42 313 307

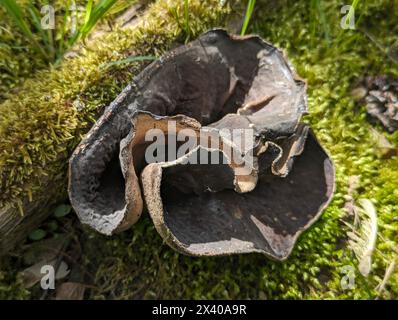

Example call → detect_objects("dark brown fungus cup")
141 130 335 260
68 29 334 259
120 110 263 197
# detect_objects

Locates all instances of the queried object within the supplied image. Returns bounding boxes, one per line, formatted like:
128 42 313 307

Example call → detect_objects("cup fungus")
68 29 335 260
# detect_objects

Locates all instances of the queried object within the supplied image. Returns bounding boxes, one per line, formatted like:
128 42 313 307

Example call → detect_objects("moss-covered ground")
0 0 397 299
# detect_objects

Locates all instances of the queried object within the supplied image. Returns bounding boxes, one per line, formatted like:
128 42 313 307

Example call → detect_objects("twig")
360 27 398 64
375 259 396 299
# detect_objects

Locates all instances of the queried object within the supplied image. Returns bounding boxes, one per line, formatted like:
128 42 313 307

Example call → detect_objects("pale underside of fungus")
68 29 335 260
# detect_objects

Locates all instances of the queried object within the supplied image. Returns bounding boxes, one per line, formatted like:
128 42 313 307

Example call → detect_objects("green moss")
0 3 45 101
1 0 398 299
0 259 30 299
0 0 141 99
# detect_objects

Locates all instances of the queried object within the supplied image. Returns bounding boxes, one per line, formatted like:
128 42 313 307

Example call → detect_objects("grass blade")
84 0 94 26
241 0 256 36
81 0 116 35
58 0 72 61
69 0 117 47
346 0 360 26
1 0 34 39
1 0 49 59
184 0 190 40
27 3 55 61
100 55 157 70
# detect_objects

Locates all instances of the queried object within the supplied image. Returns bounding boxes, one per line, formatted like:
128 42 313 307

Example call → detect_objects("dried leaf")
20 259 70 288
28 229 46 241
343 175 360 217
56 282 86 300
376 259 396 299
54 204 72 218
369 128 398 158
347 199 378 277
22 235 67 265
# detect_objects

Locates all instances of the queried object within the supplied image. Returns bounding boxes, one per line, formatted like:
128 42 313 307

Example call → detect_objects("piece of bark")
0 184 61 255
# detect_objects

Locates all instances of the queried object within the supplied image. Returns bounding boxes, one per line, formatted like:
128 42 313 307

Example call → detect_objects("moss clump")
0 259 30 300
